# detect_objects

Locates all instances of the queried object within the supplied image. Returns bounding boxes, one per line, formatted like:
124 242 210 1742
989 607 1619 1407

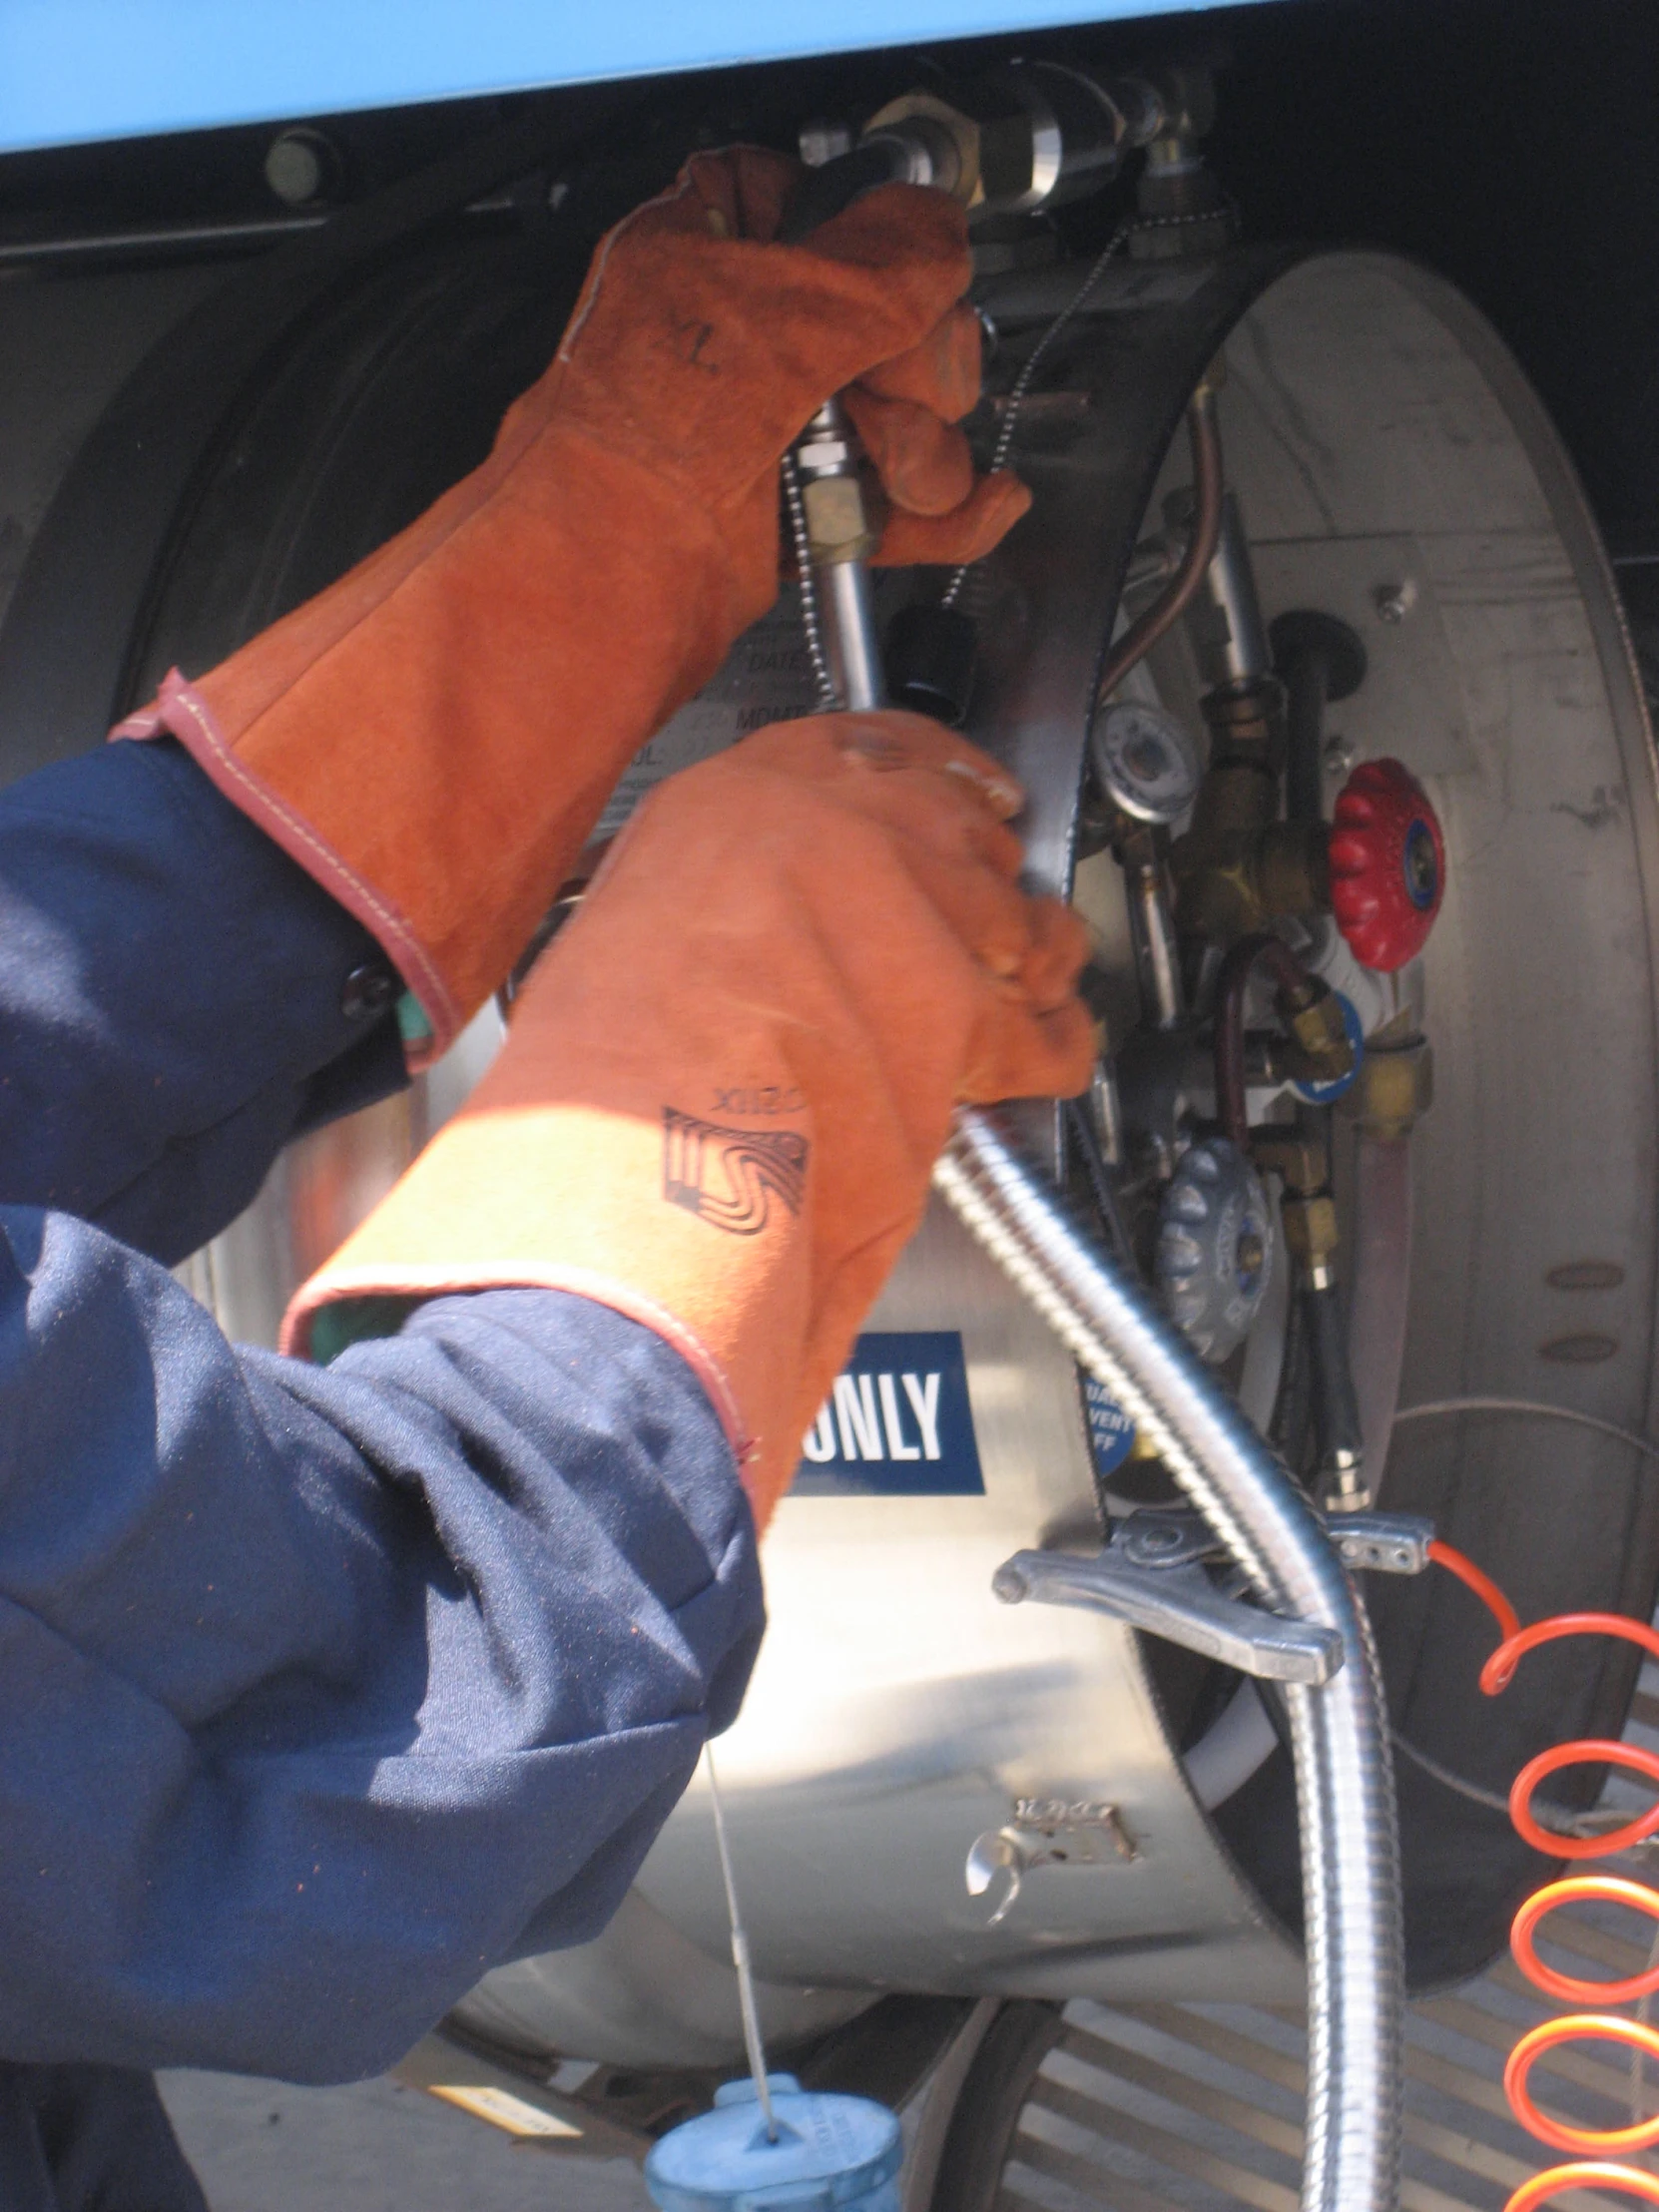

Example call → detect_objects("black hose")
1306 1276 1365 1465
1270 1277 1315 1477
778 139 916 244
1283 649 1327 827
1064 1097 1137 1273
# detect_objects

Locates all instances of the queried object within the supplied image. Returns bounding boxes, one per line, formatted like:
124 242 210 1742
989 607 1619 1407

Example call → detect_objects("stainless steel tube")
825 559 884 712
934 1106 1403 2212
793 397 887 714
1124 839 1185 1027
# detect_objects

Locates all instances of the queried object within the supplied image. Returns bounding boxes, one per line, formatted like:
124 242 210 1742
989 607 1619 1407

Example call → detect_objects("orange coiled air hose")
1427 1537 1659 2208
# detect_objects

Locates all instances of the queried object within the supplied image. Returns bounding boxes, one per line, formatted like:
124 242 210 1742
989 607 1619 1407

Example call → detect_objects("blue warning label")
792 1331 984 1497
1084 1375 1137 1480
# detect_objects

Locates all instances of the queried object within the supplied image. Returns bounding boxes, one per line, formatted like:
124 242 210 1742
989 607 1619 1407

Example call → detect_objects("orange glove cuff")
116 435 734 1058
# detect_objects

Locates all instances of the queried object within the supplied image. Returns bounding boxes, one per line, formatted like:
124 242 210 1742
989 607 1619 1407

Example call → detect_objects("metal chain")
941 220 1133 610
784 221 1134 694
780 450 839 711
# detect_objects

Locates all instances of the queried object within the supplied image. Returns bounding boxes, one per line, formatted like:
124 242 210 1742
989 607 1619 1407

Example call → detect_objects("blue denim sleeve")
0 1213 762 2081
0 736 407 1265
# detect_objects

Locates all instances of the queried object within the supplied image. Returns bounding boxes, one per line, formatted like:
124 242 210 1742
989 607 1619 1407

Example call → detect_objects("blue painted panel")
1 0 1262 157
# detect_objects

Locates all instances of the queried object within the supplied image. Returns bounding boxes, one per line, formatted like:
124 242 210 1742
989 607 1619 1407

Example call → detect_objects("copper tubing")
1095 384 1224 707
1214 930 1314 1148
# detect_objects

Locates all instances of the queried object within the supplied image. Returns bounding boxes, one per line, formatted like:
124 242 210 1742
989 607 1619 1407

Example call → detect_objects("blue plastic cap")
645 2074 902 2212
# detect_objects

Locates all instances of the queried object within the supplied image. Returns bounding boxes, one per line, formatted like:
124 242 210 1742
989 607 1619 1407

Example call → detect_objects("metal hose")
934 1106 1403 2212
787 329 1401 2208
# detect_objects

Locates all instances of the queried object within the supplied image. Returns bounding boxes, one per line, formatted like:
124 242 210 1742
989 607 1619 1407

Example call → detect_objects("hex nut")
802 476 876 561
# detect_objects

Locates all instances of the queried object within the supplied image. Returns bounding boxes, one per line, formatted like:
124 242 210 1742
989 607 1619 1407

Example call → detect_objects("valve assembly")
1074 396 1448 1520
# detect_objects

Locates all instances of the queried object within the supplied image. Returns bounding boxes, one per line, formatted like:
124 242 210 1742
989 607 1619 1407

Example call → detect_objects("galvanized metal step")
991 1668 1659 2210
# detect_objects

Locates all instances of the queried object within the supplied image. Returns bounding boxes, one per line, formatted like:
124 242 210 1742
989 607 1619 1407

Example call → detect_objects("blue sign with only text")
792 1331 984 1497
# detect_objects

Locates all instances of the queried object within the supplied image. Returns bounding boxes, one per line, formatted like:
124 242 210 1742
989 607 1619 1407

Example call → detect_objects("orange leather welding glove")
113 149 1030 1064
282 712 1092 1531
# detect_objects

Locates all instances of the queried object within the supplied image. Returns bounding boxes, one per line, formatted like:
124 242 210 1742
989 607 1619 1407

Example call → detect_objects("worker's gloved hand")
114 150 1029 1062
284 712 1092 1530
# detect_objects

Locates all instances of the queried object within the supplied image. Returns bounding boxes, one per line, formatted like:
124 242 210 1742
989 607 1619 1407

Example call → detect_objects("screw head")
1374 580 1417 626
265 127 340 209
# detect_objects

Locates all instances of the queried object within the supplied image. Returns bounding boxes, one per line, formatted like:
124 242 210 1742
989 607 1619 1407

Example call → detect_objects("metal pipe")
1122 830 1185 1027
1214 931 1313 1149
1283 645 1330 827
0 182 531 270
933 1107 1403 2212
825 560 884 712
1095 385 1224 706
1193 491 1271 689
792 398 887 713
0 212 330 268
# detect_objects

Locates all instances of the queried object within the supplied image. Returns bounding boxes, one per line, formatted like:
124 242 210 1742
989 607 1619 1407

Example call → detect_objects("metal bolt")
1374 580 1417 626
264 127 339 209
1324 735 1358 780
1140 1524 1184 1555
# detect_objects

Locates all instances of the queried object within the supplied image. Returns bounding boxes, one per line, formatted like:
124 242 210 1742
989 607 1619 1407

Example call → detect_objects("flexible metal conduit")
933 1106 1404 2212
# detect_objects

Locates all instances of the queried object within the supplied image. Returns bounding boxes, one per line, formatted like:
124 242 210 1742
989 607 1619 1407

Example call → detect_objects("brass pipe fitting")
1170 677 1332 944
1281 975 1353 1084
1341 1036 1433 1141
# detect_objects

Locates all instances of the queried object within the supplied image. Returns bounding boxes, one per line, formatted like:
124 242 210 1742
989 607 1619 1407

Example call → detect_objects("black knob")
884 602 979 727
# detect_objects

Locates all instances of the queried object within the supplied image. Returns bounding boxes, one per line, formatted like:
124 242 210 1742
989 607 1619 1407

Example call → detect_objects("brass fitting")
1250 1129 1328 1195
1252 1123 1340 1269
1170 680 1331 945
1280 1192 1341 1270
801 474 878 563
795 411 881 564
1282 976 1355 1085
1342 1037 1433 1141
862 91 983 205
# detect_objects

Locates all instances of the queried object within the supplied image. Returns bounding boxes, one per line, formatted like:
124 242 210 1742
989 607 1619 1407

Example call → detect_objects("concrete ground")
158 2071 653 2212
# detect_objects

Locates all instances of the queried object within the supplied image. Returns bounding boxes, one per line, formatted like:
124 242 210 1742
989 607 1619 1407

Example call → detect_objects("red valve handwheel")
1328 758 1445 972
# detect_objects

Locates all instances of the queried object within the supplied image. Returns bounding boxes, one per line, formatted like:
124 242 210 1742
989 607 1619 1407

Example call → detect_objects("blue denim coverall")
0 733 764 2205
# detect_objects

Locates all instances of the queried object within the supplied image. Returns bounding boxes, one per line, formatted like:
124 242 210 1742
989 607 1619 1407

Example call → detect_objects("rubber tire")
926 2001 1062 2212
